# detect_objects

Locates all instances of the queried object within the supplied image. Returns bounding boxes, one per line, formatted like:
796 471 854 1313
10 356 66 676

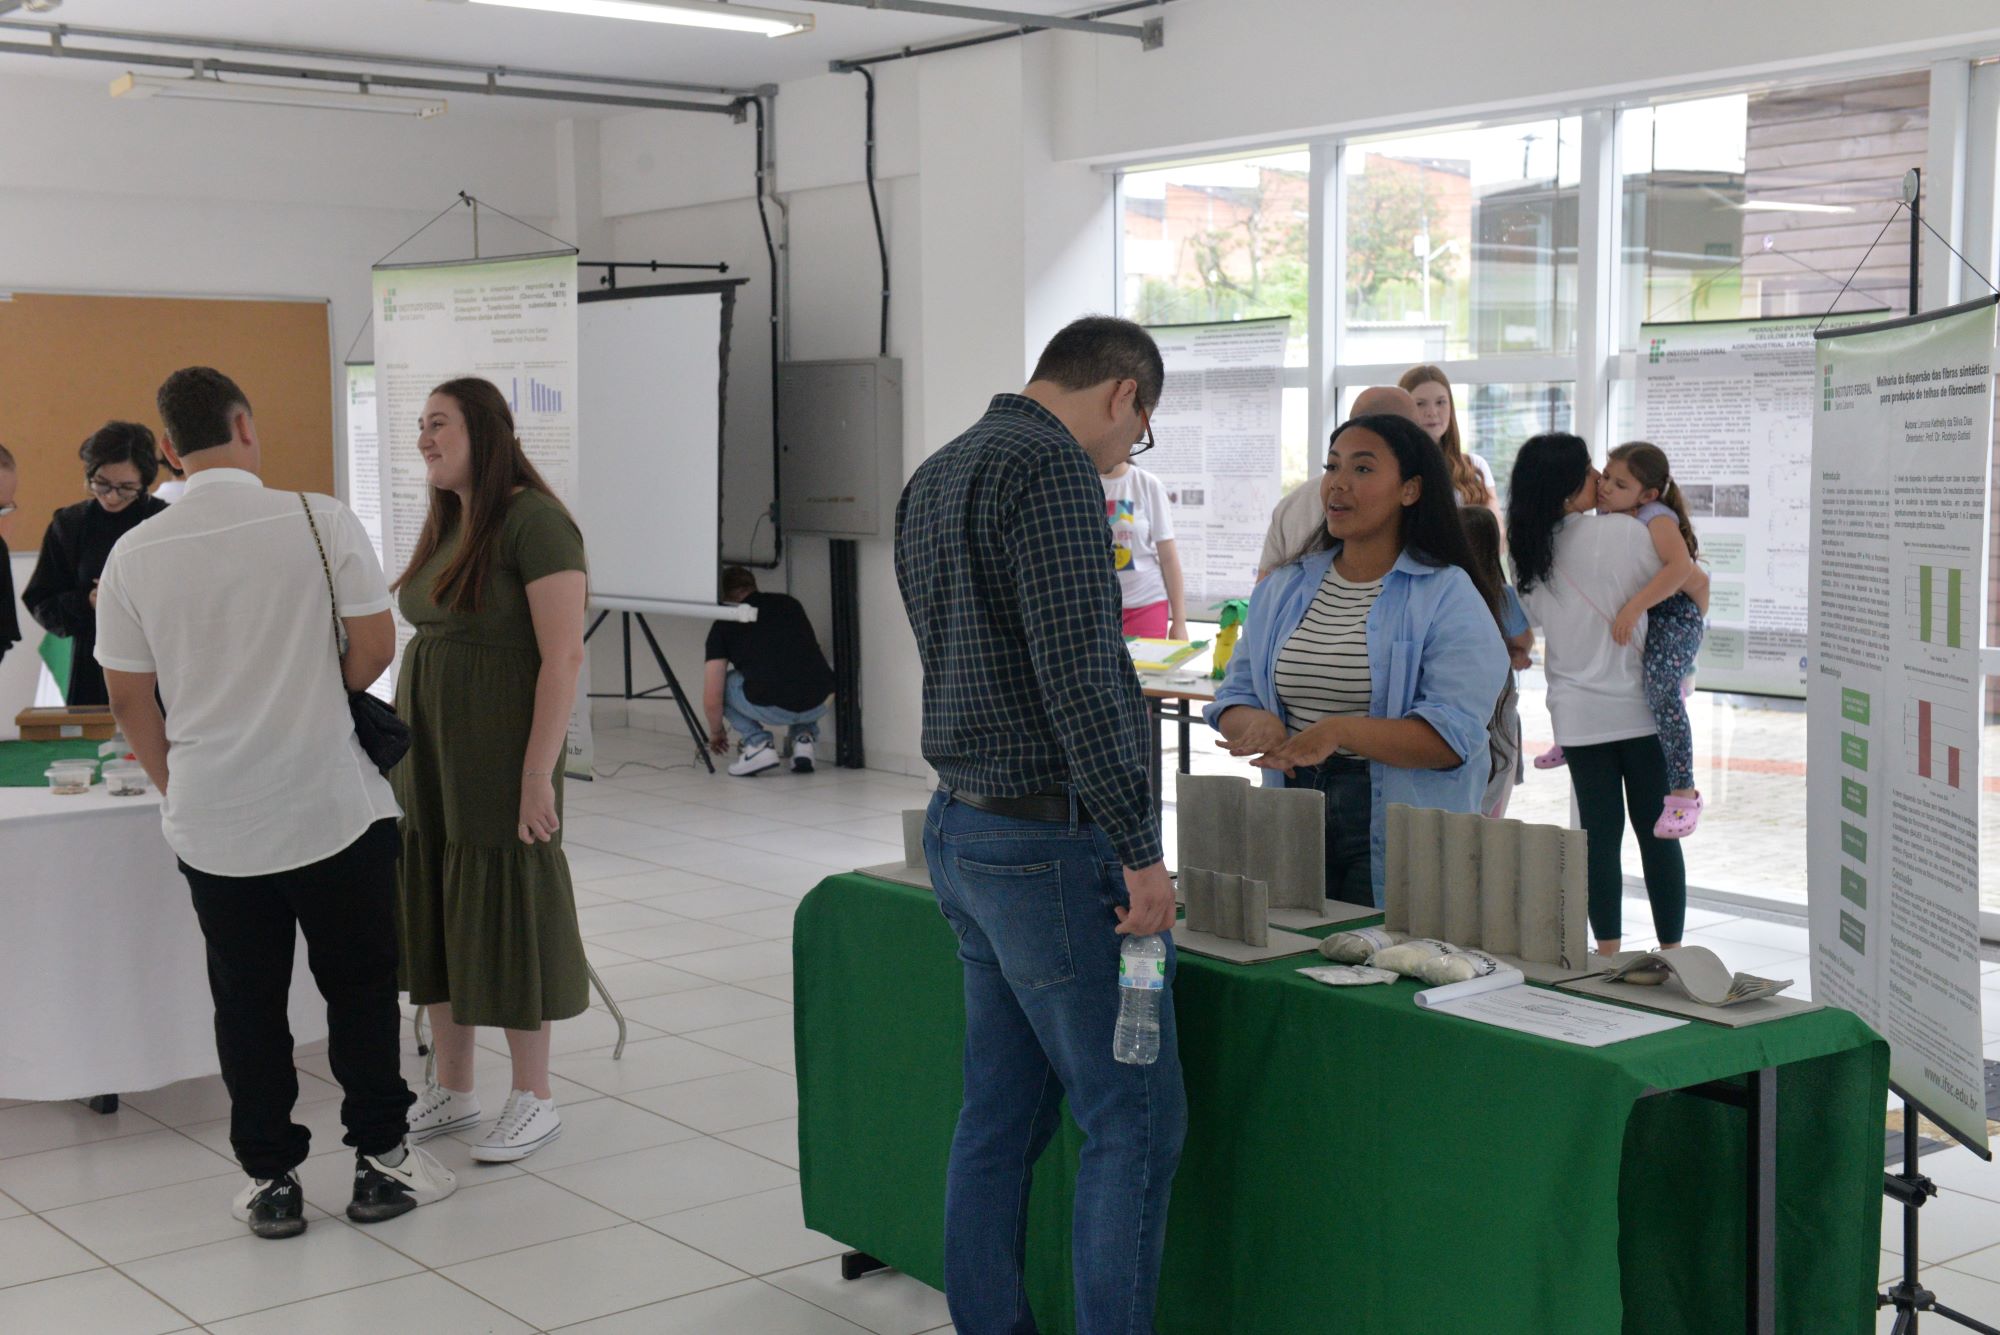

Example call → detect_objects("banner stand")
1809 167 2000 1335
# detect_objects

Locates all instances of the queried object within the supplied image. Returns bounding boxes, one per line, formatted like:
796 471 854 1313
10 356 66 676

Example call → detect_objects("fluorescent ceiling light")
110 71 447 117
1736 200 1855 215
443 0 812 37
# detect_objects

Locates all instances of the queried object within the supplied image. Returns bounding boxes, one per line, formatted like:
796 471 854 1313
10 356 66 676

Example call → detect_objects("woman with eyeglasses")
1099 414 1187 640
23 422 168 706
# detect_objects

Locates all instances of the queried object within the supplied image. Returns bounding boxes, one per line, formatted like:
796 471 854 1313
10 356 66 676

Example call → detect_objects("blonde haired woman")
1398 365 1501 525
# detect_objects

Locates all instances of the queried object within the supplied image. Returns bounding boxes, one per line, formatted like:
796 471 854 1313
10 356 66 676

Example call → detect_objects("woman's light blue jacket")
1203 545 1509 903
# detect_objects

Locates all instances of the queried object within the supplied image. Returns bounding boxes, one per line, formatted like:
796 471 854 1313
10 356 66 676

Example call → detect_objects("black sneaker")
230 1173 306 1240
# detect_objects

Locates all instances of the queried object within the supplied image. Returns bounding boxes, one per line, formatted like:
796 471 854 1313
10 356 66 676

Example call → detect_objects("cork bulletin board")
0 291 333 551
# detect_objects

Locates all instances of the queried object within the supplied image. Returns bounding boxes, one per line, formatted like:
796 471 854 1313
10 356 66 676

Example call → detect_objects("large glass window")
1343 118 1581 361
1619 73 1930 346
1119 150 1310 368
1118 62 1997 925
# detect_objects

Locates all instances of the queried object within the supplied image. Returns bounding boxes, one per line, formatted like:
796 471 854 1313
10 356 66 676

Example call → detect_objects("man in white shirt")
96 367 454 1240
1257 386 1423 577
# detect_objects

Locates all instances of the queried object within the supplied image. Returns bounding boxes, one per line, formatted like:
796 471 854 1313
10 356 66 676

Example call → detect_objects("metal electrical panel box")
778 357 904 539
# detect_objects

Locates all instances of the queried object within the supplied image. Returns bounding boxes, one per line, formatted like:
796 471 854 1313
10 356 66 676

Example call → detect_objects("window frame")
1113 54 2000 930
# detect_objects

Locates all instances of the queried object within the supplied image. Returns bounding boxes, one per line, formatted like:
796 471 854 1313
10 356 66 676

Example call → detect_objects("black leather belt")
953 790 1093 825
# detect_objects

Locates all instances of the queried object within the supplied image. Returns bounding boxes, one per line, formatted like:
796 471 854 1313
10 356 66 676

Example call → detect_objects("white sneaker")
791 735 816 773
349 1142 457 1222
469 1090 562 1162
729 743 780 777
406 1084 481 1144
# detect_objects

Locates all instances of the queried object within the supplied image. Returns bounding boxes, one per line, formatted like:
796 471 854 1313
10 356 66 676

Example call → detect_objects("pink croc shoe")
1654 794 1703 839
1533 745 1567 771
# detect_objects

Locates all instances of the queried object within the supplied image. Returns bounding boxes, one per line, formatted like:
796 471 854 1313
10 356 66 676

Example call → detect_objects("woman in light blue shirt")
1206 414 1510 906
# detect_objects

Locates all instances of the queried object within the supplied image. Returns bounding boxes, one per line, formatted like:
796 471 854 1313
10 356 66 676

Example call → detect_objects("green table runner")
795 873 1888 1335
0 739 106 787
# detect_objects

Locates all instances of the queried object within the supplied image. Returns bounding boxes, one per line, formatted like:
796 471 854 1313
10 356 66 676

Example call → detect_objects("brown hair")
1458 503 1508 600
1398 364 1490 507
1606 441 1699 562
391 377 573 614
720 565 757 601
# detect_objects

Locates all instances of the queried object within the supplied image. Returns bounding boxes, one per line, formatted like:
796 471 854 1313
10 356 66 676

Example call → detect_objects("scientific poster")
1807 296 1996 1151
371 253 592 777
341 362 394 705
1144 318 1288 610
1639 314 1873 697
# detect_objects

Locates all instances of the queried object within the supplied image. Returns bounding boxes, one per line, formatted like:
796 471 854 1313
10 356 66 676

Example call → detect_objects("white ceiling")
0 0 1138 108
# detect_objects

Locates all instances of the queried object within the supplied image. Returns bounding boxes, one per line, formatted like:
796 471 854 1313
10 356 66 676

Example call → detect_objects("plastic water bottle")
1114 934 1166 1065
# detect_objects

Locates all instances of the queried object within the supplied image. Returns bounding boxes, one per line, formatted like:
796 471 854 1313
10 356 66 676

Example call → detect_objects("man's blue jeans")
923 787 1187 1335
722 670 826 750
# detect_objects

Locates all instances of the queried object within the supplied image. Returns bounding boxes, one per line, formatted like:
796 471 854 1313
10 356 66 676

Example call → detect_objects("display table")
795 873 1889 1335
1137 667 1216 812
0 766 325 1102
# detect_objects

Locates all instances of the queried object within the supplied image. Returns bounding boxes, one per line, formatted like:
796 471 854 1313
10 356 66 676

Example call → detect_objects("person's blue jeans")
1289 756 1375 908
722 670 826 750
923 787 1187 1335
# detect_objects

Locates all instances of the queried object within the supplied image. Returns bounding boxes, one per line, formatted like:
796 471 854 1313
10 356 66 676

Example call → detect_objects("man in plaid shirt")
895 316 1184 1335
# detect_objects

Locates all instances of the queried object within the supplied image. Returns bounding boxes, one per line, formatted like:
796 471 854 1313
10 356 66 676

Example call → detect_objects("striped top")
1274 563 1382 748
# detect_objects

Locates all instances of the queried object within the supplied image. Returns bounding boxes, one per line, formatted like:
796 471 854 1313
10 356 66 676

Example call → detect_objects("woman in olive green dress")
391 376 589 1163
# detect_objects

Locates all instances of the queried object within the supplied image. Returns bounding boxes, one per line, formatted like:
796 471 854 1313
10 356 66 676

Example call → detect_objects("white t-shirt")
1517 513 1661 747
1463 453 1497 506
1260 479 1324 575
94 468 401 876
1102 465 1176 609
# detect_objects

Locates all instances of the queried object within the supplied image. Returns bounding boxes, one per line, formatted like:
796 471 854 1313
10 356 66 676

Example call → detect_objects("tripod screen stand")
584 609 714 774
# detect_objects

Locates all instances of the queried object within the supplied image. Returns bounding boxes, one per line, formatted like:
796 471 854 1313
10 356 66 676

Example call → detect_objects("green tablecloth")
795 873 1888 1335
0 739 104 787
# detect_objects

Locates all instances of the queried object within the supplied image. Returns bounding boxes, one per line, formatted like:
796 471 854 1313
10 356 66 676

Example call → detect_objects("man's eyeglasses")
1130 409 1156 458
88 477 145 500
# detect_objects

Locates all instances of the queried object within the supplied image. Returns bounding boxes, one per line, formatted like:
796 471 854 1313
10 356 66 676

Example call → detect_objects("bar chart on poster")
1904 563 1973 648
1904 695 1973 790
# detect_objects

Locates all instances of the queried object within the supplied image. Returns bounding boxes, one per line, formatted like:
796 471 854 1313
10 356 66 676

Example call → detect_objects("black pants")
1565 735 1687 945
180 818 412 1178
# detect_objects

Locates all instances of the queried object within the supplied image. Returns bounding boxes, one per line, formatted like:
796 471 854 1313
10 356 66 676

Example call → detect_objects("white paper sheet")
1418 982 1688 1047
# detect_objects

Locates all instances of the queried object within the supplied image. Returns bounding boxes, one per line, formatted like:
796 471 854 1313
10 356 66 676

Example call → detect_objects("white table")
0 781 325 1102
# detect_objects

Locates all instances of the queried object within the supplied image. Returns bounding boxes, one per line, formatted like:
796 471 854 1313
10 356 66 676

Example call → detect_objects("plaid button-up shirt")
894 394 1161 868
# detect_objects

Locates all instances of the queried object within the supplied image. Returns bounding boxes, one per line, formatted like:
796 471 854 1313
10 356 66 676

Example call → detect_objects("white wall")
0 72 561 501
1051 0 2000 163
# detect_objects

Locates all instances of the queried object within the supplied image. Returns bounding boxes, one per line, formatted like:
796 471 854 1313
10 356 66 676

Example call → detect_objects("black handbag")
299 494 412 775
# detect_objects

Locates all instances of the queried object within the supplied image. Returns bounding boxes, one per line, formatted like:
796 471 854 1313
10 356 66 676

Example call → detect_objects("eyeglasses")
88 477 145 500
1129 409 1156 458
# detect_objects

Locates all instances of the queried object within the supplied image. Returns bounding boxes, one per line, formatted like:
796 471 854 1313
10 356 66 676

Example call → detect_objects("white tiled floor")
0 731 944 1334
7 724 2000 1332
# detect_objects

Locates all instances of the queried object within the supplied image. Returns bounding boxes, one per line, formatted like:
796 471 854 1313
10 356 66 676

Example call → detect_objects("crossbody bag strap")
297 493 350 658
1556 562 1616 628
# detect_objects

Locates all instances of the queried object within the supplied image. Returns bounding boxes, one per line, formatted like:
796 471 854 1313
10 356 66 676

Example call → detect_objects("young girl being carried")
1534 441 1708 838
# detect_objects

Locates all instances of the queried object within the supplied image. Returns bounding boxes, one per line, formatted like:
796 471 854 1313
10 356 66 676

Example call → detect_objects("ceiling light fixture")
1735 200 1855 215
110 71 448 117
437 0 813 38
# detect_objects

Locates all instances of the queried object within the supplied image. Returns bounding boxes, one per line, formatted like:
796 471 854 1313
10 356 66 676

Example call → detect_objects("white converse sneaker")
791 734 816 773
469 1090 562 1162
728 743 780 777
349 1142 457 1222
406 1084 481 1144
